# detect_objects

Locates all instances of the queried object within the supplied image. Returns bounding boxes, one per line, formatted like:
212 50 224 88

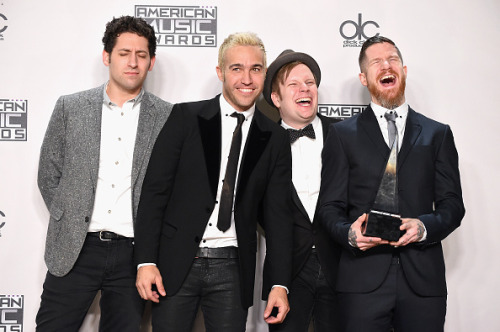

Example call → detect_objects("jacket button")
85 216 89 223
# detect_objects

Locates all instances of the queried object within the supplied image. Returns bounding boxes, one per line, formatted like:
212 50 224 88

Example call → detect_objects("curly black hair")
102 16 156 57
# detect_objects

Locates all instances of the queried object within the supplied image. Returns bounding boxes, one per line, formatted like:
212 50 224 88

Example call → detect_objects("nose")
381 59 390 69
299 82 310 92
128 53 138 68
241 70 252 85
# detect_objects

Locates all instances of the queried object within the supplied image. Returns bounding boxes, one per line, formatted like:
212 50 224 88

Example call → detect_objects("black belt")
87 231 131 241
195 246 238 259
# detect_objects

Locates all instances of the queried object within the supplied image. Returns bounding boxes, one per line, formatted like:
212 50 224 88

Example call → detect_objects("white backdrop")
1 0 499 331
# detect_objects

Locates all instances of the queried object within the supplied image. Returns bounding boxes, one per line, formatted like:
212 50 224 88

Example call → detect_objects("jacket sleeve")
134 104 185 265
418 125 465 243
37 96 67 209
318 124 354 251
261 129 294 290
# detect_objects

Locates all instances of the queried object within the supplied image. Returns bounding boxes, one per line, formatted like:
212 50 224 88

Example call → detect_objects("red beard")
368 73 406 110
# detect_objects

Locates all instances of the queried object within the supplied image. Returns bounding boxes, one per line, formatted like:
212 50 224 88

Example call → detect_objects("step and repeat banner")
1 0 499 331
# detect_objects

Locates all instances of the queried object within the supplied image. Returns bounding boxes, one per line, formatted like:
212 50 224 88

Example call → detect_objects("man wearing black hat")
263 50 341 332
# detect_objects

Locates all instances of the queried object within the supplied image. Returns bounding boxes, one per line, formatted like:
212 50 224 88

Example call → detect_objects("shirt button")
209 223 212 226
203 240 206 243
115 161 119 165
111 184 115 188
118 137 122 141
108 210 111 214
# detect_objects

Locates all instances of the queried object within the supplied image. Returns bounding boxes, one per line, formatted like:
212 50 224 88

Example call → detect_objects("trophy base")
362 210 404 242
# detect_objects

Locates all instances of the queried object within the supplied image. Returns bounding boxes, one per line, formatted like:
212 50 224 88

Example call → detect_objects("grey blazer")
38 84 173 277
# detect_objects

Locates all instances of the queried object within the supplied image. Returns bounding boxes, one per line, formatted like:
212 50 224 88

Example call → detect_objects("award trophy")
362 135 404 242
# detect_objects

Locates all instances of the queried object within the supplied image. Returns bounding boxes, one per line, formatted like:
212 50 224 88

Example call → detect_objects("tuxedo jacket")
318 106 465 296
265 114 341 293
38 85 173 277
134 95 293 309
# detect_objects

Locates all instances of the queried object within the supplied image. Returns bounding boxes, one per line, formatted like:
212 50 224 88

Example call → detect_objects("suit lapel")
82 86 104 187
198 96 222 199
398 107 422 171
132 92 156 186
318 113 331 143
236 109 271 202
358 106 390 160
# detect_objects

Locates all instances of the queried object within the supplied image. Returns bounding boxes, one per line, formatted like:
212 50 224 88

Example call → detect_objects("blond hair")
218 32 267 70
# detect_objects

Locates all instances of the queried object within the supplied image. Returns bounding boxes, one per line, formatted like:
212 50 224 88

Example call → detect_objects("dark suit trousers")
270 250 340 332
152 256 247 332
36 235 144 332
337 256 446 332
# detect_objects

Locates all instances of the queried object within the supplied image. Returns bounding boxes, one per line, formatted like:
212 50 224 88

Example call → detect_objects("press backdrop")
1 0 499 331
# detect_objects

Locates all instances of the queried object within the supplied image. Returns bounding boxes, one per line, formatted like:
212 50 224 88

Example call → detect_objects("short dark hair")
358 36 403 72
102 16 157 57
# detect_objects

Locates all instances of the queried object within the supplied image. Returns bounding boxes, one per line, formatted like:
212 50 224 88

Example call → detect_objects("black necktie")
287 123 315 143
217 112 245 232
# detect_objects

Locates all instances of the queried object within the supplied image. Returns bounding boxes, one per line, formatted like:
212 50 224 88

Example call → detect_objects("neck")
106 84 141 107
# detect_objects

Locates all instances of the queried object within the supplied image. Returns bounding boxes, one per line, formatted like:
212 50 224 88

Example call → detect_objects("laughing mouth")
295 97 312 105
380 75 396 85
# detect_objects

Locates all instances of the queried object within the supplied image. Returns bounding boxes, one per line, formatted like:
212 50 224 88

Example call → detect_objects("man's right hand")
348 213 389 251
136 265 166 303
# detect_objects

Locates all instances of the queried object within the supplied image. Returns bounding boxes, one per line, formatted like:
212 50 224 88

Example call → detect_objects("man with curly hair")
36 16 172 331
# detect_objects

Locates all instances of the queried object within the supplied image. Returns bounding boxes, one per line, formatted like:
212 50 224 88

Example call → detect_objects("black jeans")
270 250 340 332
36 235 144 332
152 257 248 332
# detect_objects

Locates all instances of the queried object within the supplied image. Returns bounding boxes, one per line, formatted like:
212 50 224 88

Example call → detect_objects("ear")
103 50 110 67
359 72 367 87
148 56 156 71
271 92 281 109
403 65 407 76
216 66 224 82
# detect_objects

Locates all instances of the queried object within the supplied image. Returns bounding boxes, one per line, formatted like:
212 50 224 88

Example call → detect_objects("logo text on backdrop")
339 13 379 48
0 295 24 332
135 5 217 47
0 99 28 141
318 104 367 120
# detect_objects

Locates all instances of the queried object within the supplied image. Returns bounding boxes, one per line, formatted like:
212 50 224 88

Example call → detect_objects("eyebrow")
116 48 149 54
228 63 263 69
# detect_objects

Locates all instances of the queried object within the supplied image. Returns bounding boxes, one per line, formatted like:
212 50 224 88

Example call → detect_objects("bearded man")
318 36 465 332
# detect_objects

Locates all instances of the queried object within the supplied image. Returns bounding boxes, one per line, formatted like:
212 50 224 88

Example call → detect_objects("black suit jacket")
318 106 465 297
135 95 293 309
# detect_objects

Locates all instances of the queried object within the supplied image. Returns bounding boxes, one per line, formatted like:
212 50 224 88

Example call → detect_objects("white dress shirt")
199 95 255 248
371 102 408 151
281 115 323 222
88 86 142 238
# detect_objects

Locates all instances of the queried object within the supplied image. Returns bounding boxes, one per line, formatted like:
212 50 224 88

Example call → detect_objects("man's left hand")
390 218 425 247
263 287 289 324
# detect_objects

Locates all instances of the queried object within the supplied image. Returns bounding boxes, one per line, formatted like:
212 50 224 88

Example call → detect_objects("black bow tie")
287 123 316 143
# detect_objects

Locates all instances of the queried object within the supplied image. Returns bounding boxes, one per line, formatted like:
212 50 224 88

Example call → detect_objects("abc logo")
339 13 379 41
0 14 7 34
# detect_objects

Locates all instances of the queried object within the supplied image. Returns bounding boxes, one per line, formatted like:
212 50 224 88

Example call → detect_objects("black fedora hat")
263 49 321 107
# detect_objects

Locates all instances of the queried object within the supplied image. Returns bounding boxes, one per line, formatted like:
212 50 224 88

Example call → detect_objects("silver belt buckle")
99 231 112 242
